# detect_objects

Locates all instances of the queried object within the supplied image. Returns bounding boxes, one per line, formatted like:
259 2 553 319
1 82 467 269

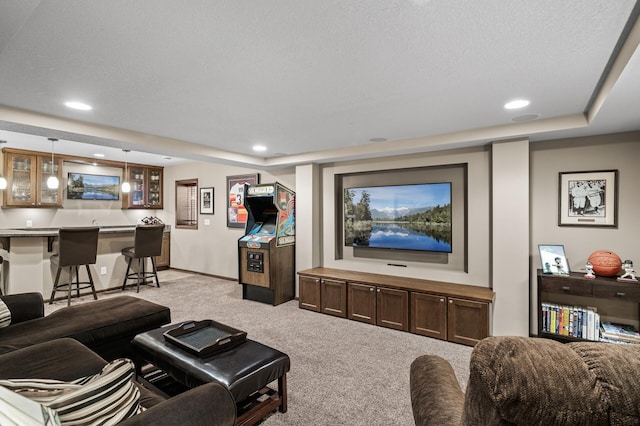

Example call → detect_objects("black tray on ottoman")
163 320 247 358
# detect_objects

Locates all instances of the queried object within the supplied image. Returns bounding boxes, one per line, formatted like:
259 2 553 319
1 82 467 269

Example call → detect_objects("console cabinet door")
299 276 321 312
411 292 447 340
376 287 409 331
321 278 347 318
448 298 489 346
348 283 376 324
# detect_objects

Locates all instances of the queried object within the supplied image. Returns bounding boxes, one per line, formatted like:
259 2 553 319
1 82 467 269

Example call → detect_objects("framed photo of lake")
67 173 120 200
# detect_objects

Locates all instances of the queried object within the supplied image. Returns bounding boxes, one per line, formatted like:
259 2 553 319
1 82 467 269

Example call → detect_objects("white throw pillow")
0 358 142 425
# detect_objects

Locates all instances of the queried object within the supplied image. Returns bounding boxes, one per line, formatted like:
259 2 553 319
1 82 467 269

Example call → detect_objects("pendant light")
46 138 59 189
0 140 7 190
121 149 131 193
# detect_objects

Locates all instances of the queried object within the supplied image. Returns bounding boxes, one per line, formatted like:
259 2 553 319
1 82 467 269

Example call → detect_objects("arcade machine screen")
248 210 278 236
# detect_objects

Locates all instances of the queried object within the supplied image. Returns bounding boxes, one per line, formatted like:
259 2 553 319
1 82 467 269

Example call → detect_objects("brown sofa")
0 338 236 425
0 292 170 360
410 336 640 425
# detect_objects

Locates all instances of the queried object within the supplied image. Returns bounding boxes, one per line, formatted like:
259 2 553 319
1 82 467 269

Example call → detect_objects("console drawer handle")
561 286 570 291
616 292 626 297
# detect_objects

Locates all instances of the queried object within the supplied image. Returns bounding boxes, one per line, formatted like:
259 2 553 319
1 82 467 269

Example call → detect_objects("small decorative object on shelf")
140 216 164 225
617 260 638 283
587 250 622 277
584 261 596 279
538 245 570 275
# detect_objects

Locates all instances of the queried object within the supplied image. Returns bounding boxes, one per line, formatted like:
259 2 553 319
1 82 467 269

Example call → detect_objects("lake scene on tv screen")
344 183 452 253
67 173 120 200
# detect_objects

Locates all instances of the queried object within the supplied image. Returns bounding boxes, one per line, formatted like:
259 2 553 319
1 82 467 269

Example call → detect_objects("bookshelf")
537 270 640 343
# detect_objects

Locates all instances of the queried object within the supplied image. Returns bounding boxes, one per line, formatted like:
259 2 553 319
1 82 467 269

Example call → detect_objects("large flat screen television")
67 173 120 200
344 182 452 253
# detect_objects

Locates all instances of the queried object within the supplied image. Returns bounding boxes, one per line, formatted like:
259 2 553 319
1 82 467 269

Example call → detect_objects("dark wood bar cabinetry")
537 270 640 343
298 267 495 346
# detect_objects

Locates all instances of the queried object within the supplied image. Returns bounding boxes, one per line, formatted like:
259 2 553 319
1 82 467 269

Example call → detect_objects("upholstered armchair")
410 336 640 425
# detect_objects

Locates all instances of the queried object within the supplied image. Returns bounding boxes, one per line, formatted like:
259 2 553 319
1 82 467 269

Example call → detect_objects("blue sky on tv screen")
350 183 450 211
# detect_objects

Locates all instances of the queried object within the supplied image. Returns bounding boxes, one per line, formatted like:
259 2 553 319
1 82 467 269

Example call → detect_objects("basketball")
587 250 622 277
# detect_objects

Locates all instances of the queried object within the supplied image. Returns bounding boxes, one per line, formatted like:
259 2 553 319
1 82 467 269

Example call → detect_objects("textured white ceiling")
0 1 638 167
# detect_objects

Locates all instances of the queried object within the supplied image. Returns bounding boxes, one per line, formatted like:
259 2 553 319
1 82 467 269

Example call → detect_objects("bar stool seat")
50 227 100 306
121 224 165 293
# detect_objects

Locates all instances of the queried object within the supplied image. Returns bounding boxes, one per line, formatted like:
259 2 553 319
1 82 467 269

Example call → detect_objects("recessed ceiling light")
369 137 387 142
93 153 105 158
253 145 267 152
64 101 92 111
512 113 541 122
504 99 530 110
162 157 172 160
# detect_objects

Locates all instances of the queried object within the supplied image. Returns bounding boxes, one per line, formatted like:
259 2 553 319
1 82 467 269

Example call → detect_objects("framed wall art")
226 173 259 228
558 170 618 227
200 187 214 214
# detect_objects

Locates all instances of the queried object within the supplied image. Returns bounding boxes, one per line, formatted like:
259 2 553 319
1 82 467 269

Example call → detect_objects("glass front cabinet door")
3 150 62 207
123 165 163 209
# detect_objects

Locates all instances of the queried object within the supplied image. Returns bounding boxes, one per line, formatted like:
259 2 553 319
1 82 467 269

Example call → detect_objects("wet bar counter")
0 225 170 298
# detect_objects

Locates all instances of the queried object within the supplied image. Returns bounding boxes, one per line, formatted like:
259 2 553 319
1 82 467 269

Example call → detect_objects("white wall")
162 162 295 279
529 131 640 333
491 139 530 336
319 146 492 287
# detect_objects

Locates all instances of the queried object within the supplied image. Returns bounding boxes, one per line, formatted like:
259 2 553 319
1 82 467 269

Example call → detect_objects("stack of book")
541 303 600 341
599 322 640 344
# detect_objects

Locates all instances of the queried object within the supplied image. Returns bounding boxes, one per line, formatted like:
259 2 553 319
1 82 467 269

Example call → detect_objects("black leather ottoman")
133 323 290 426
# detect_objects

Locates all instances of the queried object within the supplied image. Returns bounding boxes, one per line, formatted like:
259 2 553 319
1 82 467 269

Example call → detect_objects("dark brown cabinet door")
348 282 376 324
411 292 447 340
321 279 347 317
377 287 408 331
447 298 489 346
299 276 321 312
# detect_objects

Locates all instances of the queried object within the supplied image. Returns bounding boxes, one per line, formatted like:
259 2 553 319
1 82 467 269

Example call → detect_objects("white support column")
492 138 530 336
295 163 321 296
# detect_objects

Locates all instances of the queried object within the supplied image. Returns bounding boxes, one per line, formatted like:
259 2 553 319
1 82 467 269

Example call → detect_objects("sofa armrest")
410 355 464 426
119 382 236 426
0 293 44 324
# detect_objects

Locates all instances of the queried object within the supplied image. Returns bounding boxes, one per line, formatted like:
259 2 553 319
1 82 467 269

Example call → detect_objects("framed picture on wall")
200 187 214 214
538 244 570 275
226 173 259 228
558 170 618 227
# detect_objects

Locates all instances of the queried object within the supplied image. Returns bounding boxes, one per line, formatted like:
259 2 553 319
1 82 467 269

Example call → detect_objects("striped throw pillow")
0 298 10 328
0 358 142 425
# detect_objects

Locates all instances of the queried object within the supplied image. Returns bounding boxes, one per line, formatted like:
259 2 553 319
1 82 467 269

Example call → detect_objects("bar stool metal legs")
49 227 100 306
122 256 160 293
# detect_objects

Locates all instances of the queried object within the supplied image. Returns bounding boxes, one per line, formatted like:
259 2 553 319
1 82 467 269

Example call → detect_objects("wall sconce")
121 149 131 193
46 138 59 189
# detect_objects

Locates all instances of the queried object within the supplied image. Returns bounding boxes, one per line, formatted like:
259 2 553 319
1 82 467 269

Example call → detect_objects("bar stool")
121 224 165 293
50 227 100 306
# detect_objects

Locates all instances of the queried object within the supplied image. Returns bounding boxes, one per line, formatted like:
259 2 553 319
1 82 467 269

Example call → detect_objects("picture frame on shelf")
558 170 618 227
226 174 259 228
539 244 570 275
199 187 214 214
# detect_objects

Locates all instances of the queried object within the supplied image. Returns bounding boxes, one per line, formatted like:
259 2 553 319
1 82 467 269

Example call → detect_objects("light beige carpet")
46 271 473 426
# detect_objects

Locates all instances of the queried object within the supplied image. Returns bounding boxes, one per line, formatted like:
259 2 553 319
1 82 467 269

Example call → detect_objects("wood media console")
297 268 495 346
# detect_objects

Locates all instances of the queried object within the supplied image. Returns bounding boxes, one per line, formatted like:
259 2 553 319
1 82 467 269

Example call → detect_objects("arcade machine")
238 182 295 305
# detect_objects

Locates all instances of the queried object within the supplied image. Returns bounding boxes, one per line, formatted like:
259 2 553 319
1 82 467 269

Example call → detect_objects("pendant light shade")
121 149 131 193
0 140 7 190
46 138 59 189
